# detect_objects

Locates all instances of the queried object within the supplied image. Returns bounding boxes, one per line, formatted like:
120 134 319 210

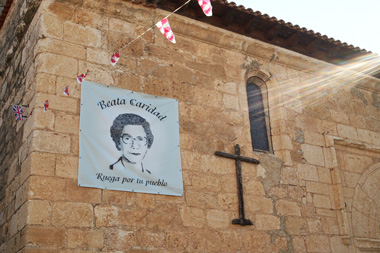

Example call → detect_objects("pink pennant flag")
77 70 89 84
110 52 120 66
63 86 69 96
198 0 212 16
155 18 176 43
43 100 49 112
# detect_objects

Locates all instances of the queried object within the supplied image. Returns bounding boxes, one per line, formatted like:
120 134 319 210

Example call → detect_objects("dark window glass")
247 82 270 152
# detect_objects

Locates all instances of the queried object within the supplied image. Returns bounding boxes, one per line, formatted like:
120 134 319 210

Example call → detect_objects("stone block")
330 168 341 184
31 130 71 154
303 131 325 146
222 93 239 110
307 218 322 233
306 181 330 195
321 216 339 235
35 38 86 60
116 73 141 92
301 144 325 167
281 166 298 185
95 205 147 227
79 62 114 85
316 208 336 217
317 120 337 136
190 172 221 192
219 175 239 193
185 190 218 209
109 18 134 33
241 231 272 252
35 73 56 94
15 180 30 210
276 199 301 216
87 48 110 66
215 81 237 95
56 155 78 179
341 153 372 174
27 200 52 225
206 209 229 229
66 180 101 203
313 194 331 209
52 202 93 227
298 163 319 182
245 197 273 214
55 112 79 134
56 76 81 99
218 231 243 252
292 236 306 253
317 167 332 184
63 22 102 47
329 236 352 253
36 53 78 77
285 217 308 235
166 231 188 251
179 206 205 228
75 8 108 30
245 179 265 196
217 193 238 211
71 134 79 155
29 176 66 201
30 109 55 132
35 94 78 113
330 110 349 124
39 14 64 39
67 228 104 249
135 193 155 209
296 115 319 132
25 226 65 248
329 185 344 210
48 1 75 20
337 124 358 140
102 190 128 205
255 214 280 230
342 171 361 188
104 229 137 251
324 147 338 169
137 230 166 251
20 152 55 184
305 235 330 252
192 86 223 108
146 206 182 230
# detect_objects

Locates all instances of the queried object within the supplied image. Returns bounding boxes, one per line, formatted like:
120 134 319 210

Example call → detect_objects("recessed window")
246 76 272 152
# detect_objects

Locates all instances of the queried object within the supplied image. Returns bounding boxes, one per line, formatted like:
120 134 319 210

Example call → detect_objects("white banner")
78 81 183 196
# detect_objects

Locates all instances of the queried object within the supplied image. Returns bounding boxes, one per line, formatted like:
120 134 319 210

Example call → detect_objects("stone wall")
1 0 380 252
0 0 42 251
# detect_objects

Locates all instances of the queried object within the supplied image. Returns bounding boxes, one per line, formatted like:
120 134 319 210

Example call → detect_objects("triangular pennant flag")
12 105 24 121
63 86 69 96
155 18 176 43
111 52 120 66
198 0 212 16
44 100 49 112
77 70 89 84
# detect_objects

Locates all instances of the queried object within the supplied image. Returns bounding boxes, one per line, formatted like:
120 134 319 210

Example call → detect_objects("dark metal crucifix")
215 144 259 226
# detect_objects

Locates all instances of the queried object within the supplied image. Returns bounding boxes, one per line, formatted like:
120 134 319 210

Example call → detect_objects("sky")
232 0 380 54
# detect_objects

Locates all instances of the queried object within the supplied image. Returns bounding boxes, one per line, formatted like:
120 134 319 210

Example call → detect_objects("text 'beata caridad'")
97 98 167 121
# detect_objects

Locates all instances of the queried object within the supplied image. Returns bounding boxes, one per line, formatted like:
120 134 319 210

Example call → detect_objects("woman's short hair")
110 113 154 150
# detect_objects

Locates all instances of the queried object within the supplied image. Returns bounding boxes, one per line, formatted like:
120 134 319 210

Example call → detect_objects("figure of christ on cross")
215 144 259 226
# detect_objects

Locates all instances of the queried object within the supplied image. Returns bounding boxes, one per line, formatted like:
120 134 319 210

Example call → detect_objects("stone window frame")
246 74 273 153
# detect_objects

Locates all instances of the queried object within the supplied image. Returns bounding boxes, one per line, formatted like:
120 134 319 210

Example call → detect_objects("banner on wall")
78 81 183 196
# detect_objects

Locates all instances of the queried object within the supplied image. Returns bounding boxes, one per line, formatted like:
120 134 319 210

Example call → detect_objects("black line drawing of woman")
110 113 154 174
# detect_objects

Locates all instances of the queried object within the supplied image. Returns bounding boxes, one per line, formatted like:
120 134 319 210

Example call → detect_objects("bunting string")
1 0 213 117
117 0 191 52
